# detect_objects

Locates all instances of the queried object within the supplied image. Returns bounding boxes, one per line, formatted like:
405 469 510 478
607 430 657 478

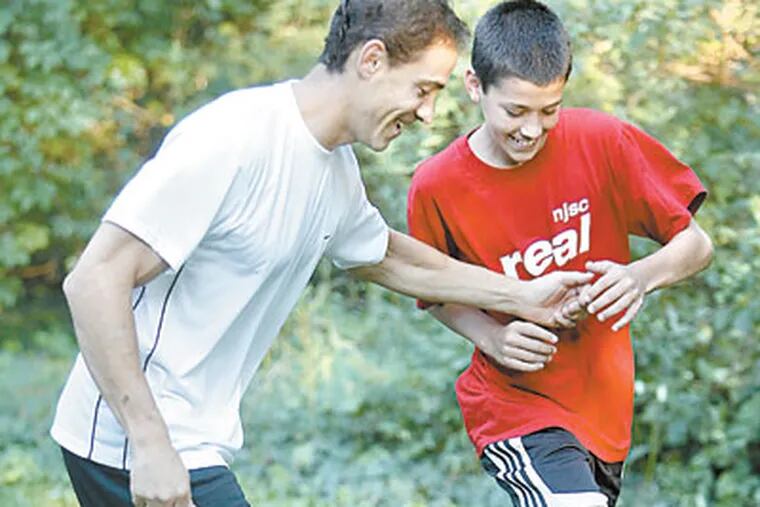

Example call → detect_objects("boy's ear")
464 68 482 103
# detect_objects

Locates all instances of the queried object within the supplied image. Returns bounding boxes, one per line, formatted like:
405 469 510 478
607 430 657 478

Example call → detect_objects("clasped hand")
483 260 647 372
563 260 647 332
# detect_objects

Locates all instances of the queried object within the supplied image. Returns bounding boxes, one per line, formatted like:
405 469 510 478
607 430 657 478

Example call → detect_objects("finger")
506 335 557 355
512 322 559 343
552 309 576 329
501 358 548 372
563 300 581 314
587 281 630 316
583 273 623 311
611 297 644 332
174 490 194 507
596 290 638 322
150 498 178 507
562 300 585 319
502 345 553 363
585 260 616 274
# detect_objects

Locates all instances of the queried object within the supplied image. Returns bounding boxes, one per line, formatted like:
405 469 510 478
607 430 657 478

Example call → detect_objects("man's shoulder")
193 82 287 124
162 82 290 156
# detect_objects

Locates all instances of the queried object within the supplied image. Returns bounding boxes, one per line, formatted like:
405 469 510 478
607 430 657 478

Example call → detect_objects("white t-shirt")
51 81 389 470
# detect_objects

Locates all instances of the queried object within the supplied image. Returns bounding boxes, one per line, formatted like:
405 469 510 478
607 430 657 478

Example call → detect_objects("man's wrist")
124 415 173 450
493 277 524 316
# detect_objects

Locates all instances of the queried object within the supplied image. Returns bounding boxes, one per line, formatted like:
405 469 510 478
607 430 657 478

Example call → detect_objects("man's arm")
578 219 713 331
350 229 592 328
62 222 193 507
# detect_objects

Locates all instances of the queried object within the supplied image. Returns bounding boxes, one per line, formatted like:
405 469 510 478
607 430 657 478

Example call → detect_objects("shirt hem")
52 426 229 471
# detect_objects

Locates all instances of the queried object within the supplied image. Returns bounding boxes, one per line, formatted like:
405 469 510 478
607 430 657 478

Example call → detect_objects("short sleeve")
407 172 451 309
103 104 243 271
327 183 389 270
611 122 707 244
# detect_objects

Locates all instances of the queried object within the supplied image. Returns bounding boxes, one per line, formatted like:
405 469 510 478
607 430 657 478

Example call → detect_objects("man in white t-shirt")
52 1 592 506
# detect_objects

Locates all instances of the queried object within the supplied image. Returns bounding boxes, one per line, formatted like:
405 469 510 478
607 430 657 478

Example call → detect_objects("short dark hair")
319 0 469 73
472 0 572 92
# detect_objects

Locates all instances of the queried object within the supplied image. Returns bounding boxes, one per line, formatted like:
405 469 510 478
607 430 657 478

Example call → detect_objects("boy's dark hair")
319 0 469 73
472 0 572 91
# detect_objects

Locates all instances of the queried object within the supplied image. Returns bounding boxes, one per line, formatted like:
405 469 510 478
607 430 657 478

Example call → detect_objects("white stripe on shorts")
484 441 541 507
484 438 610 507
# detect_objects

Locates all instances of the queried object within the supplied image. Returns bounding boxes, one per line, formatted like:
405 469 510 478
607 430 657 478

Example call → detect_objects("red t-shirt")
407 108 706 463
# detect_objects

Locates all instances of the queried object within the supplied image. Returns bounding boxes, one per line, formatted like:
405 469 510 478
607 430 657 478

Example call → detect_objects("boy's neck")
467 125 521 170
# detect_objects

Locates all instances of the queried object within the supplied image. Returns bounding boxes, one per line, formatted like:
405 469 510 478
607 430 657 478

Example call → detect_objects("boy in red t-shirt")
407 1 713 505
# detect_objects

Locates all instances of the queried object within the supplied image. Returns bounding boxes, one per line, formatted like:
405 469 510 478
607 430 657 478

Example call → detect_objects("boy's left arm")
577 219 713 331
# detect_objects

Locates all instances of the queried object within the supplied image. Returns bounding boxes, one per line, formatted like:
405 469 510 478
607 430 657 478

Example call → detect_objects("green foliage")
1 0 758 505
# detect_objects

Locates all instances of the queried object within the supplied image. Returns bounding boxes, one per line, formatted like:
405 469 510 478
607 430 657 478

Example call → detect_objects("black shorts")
61 446 250 507
480 427 623 507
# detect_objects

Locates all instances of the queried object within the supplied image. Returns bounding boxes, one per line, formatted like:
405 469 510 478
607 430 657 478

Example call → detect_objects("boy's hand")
580 260 647 332
561 286 590 324
481 320 558 372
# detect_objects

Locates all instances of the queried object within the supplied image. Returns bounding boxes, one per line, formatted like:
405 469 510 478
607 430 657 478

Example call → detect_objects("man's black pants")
61 447 250 507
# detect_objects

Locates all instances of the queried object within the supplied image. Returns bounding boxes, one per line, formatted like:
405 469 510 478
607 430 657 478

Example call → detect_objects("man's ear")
355 39 388 79
464 68 482 103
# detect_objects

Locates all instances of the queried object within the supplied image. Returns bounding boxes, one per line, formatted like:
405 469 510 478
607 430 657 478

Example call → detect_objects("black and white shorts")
480 427 623 507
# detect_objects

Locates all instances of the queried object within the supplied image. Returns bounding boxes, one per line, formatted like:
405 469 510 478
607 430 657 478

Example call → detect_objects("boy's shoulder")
411 135 469 190
558 107 626 136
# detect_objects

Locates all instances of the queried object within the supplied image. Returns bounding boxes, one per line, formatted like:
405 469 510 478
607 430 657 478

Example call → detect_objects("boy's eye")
506 109 523 118
417 87 429 98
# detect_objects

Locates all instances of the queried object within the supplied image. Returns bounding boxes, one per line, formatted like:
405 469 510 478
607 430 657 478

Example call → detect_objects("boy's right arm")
63 222 194 507
429 303 559 372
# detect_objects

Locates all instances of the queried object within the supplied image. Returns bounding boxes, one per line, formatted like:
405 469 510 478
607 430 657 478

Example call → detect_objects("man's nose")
415 97 436 125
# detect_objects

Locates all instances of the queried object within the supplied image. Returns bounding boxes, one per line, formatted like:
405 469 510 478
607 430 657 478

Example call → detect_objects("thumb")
559 270 594 287
585 260 615 274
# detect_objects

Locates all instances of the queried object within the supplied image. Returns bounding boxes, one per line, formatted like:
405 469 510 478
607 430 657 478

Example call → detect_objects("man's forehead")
404 43 459 85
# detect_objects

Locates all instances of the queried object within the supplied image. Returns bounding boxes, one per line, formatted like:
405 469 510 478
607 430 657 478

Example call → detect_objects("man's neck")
293 65 354 151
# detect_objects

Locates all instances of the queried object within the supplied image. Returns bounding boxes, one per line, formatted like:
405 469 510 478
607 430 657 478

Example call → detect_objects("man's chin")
367 135 393 152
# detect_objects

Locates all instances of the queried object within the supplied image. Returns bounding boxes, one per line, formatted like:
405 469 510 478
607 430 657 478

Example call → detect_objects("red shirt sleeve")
407 168 451 309
611 122 707 244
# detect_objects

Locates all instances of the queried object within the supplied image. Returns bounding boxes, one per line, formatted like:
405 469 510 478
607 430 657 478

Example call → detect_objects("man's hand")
580 260 647 332
130 440 195 507
520 271 594 328
481 320 558 372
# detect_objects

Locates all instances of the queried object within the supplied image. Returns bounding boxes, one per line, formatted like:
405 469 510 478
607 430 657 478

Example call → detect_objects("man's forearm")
352 230 523 313
352 230 591 327
63 268 172 448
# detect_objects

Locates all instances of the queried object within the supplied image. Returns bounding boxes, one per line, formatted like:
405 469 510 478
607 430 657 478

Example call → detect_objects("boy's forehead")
488 76 566 104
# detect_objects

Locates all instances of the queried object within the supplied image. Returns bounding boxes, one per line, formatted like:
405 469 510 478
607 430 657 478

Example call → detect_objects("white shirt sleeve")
327 182 389 270
103 101 243 271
